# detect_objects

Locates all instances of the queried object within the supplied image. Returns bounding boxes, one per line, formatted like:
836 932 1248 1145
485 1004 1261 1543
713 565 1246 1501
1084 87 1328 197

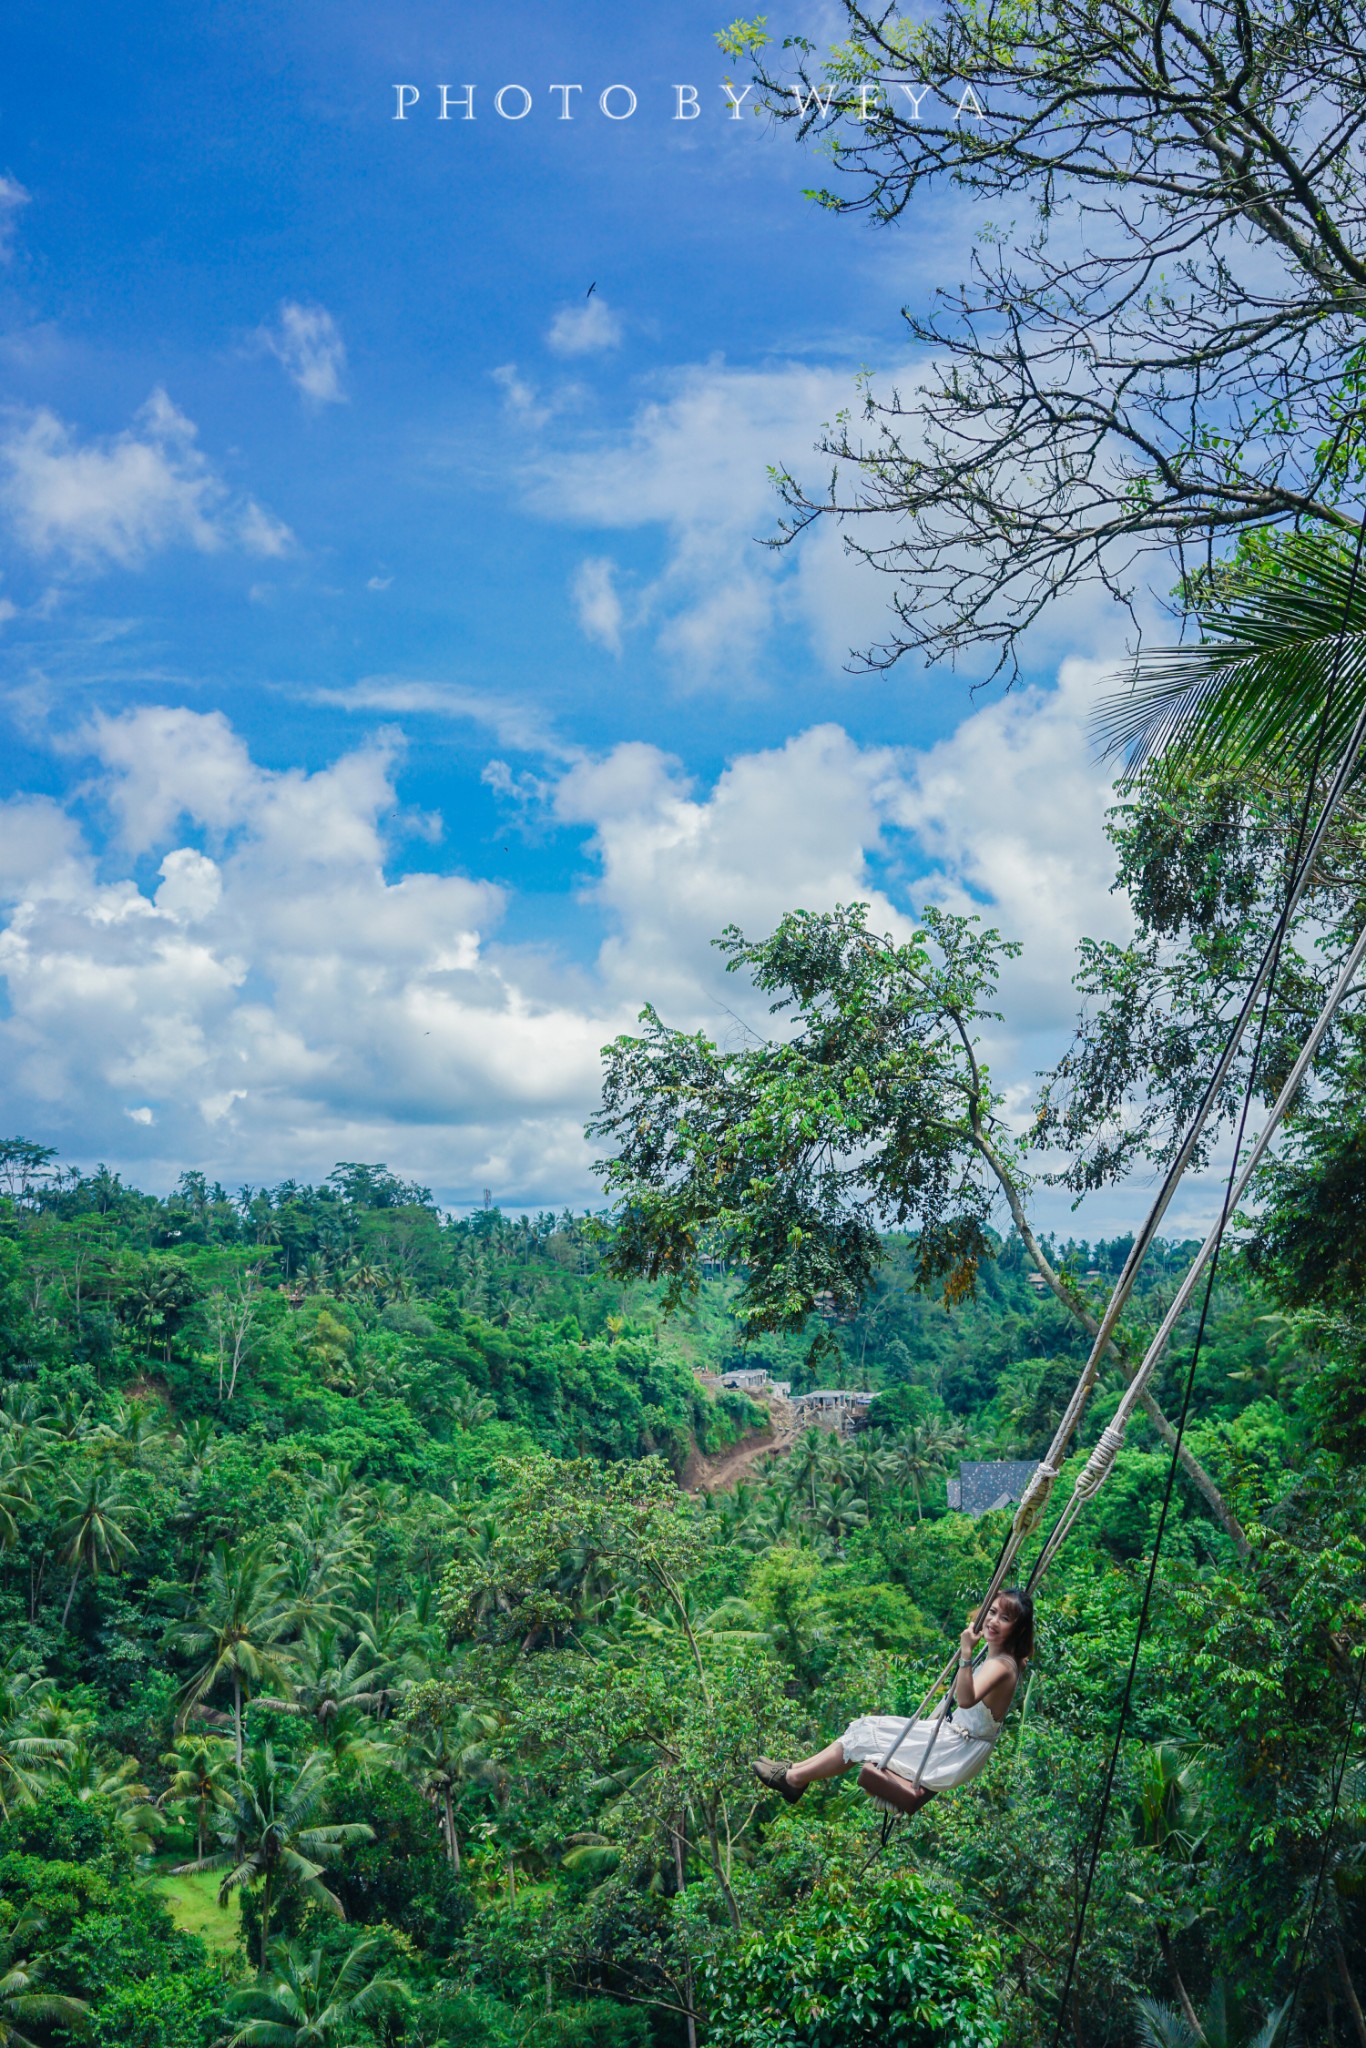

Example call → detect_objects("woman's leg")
785 1740 849 1791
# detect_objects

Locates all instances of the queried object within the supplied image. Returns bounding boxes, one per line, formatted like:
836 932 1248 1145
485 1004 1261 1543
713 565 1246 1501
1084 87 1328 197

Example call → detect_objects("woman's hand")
959 1621 982 1660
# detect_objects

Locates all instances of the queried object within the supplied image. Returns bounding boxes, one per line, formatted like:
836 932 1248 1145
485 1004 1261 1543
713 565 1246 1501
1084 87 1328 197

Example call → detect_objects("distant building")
790 1388 875 1437
719 1369 771 1390
791 1388 875 1411
946 1459 1041 1517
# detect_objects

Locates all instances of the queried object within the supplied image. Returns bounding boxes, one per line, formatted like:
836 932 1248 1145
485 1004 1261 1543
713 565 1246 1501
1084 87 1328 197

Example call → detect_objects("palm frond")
1094 531 1366 781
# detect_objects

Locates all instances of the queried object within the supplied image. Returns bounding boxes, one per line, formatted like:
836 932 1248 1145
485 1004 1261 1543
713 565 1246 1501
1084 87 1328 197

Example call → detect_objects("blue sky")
0 0 1171 1229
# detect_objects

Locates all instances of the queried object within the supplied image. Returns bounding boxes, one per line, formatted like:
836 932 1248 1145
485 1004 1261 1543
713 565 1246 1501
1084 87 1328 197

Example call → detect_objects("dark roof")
946 1460 1040 1517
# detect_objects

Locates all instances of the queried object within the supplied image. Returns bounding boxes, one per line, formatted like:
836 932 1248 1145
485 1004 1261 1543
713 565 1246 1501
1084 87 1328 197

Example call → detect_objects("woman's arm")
954 1626 1014 1708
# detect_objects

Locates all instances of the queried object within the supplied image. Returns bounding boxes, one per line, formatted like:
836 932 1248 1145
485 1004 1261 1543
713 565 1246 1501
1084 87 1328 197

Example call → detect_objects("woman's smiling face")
981 1598 1017 1648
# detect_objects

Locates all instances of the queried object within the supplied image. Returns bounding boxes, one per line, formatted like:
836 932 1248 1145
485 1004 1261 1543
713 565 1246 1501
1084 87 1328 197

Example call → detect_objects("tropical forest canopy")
6 0 1366 2041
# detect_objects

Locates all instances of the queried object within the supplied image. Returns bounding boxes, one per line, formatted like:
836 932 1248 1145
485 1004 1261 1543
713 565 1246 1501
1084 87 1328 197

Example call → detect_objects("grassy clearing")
151 1867 242 1958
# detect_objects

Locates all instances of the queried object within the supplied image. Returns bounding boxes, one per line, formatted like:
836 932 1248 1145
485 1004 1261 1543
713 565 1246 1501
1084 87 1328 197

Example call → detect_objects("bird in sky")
586 282 596 298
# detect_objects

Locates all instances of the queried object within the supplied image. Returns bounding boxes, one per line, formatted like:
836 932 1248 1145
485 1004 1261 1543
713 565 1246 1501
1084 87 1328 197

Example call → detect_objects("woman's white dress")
840 1697 1004 1792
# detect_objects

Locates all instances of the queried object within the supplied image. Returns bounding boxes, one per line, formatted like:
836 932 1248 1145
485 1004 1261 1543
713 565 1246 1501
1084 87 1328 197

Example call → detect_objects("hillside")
0 1145 1357 2047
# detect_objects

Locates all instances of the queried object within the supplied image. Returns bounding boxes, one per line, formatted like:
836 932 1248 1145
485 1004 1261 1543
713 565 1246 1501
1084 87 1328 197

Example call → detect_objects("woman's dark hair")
993 1586 1035 1664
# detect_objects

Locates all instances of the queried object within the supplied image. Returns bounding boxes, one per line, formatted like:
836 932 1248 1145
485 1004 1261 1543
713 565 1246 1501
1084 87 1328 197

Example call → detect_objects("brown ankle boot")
751 1756 805 1804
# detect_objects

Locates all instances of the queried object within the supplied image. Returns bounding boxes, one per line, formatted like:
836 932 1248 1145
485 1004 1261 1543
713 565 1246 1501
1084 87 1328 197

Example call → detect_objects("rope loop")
1012 1460 1059 1534
1073 1422 1127 1501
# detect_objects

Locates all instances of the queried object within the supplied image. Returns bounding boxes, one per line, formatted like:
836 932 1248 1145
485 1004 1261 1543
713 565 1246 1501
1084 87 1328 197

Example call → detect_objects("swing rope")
1046 509 1366 2040
887 891 1366 1779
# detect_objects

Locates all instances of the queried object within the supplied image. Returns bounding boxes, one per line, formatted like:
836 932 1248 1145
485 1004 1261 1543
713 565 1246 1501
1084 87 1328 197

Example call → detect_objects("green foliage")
704 1870 1004 2045
0 1093 1359 2043
591 903 1024 1332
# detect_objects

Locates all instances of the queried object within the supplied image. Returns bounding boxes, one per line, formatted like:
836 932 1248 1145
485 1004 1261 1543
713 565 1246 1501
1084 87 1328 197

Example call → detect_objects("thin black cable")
1049 512 1366 2039
1285 1629 1366 2030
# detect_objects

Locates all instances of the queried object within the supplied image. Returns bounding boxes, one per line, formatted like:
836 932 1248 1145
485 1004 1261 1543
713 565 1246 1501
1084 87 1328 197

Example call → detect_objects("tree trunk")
974 1129 1250 1558
234 1674 243 1770
1335 1929 1366 2048
444 1788 460 1874
62 1565 81 1627
259 1873 271 1970
702 1807 741 1932
673 1819 698 2048
1156 1926 1206 2042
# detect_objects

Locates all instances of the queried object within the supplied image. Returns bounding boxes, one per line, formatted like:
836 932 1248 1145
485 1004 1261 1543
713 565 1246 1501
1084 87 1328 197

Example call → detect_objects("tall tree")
168 1544 291 1767
54 1465 137 1626
225 1935 408 2048
590 902 1246 1549
722 6 1366 677
182 1744 373 1970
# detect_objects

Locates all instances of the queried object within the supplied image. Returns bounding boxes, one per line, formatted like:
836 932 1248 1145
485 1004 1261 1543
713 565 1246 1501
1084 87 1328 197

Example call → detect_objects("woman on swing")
752 1588 1034 1813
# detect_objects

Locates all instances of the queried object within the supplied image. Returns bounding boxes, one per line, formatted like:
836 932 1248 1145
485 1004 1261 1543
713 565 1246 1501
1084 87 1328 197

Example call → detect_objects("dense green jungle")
0 1117 1361 2048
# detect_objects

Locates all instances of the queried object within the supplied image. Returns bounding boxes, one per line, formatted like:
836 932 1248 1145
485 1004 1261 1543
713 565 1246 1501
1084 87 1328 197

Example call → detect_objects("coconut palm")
889 1426 947 1521
56 1740 162 1855
0 1446 37 1552
160 1733 235 1860
180 1743 374 1968
0 1669 68 1816
167 1543 291 1766
400 1703 498 1873
449 1384 496 1431
809 1483 868 1545
0 1911 89 2048
92 1395 169 1469
254 1627 392 1730
54 1465 138 1625
783 1427 831 1520
1095 528 1366 782
225 1934 408 2048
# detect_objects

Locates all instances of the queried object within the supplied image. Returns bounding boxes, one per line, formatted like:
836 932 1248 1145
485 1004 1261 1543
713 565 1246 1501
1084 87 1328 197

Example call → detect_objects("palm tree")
889 1426 947 1521
400 1703 497 1873
55 1465 138 1625
0 1446 36 1552
449 1385 496 1431
225 1934 408 2048
93 1395 169 1469
254 1628 392 1731
0 1911 89 2048
0 1669 68 1816
160 1734 235 1860
809 1483 869 1545
1094 528 1366 782
167 1544 291 1766
56 1740 162 1855
179 1743 374 1969
784 1427 829 1520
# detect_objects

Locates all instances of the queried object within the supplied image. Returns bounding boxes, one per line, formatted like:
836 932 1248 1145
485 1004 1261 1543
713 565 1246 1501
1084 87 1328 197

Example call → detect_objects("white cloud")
571 556 624 654
0 390 293 569
523 357 896 682
309 678 567 757
0 176 30 261
237 499 294 557
0 675 1125 1205
895 657 1133 1033
259 300 348 405
547 295 622 356
491 363 550 427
